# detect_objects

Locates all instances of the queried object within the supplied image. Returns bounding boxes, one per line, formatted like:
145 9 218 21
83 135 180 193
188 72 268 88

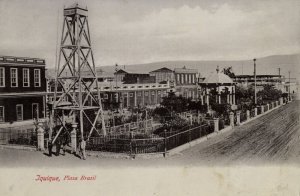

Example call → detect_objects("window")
23 68 30 87
0 67 4 87
104 94 108 99
138 92 142 96
129 93 133 97
145 92 148 96
11 68 18 87
34 69 41 87
152 91 155 95
0 106 4 122
177 74 180 83
16 104 23 121
158 90 161 95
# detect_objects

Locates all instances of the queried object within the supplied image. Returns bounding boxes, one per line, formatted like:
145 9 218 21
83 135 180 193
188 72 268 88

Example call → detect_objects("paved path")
0 101 299 167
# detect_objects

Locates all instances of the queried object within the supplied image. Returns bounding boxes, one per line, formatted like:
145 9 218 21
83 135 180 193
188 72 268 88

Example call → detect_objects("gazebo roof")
202 69 234 84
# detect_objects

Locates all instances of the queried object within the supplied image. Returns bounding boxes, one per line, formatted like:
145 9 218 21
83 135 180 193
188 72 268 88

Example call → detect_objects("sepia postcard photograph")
0 0 299 195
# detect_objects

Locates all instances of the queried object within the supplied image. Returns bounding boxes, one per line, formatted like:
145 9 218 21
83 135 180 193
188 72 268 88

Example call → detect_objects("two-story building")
173 66 198 100
0 56 47 123
149 67 175 84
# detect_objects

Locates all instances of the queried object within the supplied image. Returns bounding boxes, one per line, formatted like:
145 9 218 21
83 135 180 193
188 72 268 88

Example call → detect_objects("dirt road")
168 100 300 166
0 101 299 167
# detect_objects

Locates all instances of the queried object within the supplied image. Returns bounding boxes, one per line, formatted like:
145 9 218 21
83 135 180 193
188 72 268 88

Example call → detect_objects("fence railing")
264 105 268 112
165 124 211 151
0 128 37 146
257 107 262 115
240 112 247 122
105 119 154 135
86 124 210 155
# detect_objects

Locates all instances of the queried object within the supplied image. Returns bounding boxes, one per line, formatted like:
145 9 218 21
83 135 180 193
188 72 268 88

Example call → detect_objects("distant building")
149 67 175 84
99 82 170 110
0 56 47 123
114 69 155 84
173 66 198 100
233 75 282 89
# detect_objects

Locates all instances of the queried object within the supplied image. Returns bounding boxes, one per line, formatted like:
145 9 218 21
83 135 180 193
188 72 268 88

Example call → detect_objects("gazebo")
199 67 236 107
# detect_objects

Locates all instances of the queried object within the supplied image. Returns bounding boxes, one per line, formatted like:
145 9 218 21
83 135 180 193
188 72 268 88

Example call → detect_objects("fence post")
254 108 257 117
71 123 77 154
267 104 269 111
229 112 234 127
163 129 167 157
279 97 283 105
236 111 241 126
130 131 133 158
213 118 219 132
261 105 264 114
246 110 250 121
37 120 45 151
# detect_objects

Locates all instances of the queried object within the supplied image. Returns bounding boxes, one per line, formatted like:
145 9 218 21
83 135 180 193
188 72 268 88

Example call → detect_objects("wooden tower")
51 3 106 143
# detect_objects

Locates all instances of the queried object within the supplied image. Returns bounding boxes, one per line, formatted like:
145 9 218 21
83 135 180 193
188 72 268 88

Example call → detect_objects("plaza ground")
0 101 299 167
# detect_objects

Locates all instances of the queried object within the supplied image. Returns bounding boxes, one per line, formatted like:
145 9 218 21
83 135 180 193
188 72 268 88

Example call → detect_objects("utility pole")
253 58 257 105
289 71 291 99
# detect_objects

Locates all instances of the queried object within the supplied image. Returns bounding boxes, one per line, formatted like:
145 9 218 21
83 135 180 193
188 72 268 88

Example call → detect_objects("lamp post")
253 58 257 105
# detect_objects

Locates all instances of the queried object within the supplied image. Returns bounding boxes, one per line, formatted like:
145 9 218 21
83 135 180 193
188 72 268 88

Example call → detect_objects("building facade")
149 67 175 84
173 66 198 100
0 56 47 123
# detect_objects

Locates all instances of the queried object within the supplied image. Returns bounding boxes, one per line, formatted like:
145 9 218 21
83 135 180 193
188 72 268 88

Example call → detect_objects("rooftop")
202 68 234 84
174 66 198 74
0 55 45 66
150 67 173 73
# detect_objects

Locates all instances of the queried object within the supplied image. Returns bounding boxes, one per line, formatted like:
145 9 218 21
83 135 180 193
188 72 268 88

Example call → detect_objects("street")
0 101 299 167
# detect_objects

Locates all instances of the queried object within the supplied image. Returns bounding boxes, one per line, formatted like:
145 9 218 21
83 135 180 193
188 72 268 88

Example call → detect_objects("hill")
47 53 300 80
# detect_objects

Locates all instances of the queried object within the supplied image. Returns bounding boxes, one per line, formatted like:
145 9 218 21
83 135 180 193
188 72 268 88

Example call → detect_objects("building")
99 82 170 110
199 67 236 106
149 67 175 84
115 69 155 84
0 56 47 124
233 75 283 90
173 66 198 100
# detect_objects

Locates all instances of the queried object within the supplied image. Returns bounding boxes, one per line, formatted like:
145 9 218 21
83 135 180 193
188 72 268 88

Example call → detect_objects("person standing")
55 136 62 156
79 138 87 160
48 139 53 157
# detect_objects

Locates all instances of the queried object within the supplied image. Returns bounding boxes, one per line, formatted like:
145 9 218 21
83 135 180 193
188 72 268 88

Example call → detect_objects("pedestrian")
55 136 62 156
62 131 69 156
48 139 53 157
79 138 87 160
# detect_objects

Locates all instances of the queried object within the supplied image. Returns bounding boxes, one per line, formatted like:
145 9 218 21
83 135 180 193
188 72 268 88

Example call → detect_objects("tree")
257 84 282 104
222 66 235 78
161 92 189 113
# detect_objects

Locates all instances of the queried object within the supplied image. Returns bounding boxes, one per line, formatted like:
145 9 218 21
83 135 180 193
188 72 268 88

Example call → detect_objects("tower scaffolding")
50 3 106 144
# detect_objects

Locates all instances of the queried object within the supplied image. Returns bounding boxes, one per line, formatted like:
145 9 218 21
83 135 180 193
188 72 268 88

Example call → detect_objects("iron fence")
165 124 210 151
250 109 255 118
240 112 247 122
257 107 262 115
86 124 210 155
0 127 37 146
264 105 268 112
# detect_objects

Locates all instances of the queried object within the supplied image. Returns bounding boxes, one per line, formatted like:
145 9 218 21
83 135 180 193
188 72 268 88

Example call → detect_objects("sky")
0 0 299 68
